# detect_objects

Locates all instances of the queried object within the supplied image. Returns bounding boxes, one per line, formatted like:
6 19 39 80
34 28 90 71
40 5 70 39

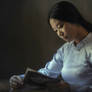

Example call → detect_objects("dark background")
0 0 92 82
1 0 64 80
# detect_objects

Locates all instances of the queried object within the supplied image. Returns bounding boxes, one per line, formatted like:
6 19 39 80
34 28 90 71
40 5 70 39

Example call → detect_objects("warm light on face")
49 18 76 42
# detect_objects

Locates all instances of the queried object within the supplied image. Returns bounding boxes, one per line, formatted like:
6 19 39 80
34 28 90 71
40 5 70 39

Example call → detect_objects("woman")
9 1 92 92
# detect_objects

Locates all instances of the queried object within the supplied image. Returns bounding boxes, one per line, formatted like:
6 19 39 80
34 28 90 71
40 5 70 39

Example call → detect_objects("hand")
9 75 24 89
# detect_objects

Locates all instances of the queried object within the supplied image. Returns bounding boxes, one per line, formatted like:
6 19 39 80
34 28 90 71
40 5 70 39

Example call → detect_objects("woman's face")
49 18 78 42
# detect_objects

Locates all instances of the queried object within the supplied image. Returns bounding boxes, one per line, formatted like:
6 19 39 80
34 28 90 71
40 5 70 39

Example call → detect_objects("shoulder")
85 45 92 63
85 33 92 51
57 42 72 53
84 36 92 59
58 42 72 51
85 44 92 55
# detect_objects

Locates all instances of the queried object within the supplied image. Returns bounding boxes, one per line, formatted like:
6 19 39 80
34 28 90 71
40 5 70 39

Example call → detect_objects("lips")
59 32 69 40
60 32 64 36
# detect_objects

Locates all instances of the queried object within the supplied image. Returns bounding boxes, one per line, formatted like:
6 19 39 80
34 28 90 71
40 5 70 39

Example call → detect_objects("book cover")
24 68 60 86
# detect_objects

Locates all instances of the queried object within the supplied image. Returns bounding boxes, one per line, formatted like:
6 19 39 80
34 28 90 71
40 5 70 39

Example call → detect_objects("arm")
38 47 64 78
9 46 64 89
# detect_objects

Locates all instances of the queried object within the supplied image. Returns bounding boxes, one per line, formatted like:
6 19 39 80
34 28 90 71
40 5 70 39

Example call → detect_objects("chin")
65 39 72 42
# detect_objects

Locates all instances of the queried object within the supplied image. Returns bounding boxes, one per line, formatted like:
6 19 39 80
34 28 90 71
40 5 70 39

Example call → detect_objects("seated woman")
9 1 92 92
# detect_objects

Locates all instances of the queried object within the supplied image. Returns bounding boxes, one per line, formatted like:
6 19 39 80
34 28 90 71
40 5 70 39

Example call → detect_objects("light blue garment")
21 33 92 92
38 32 92 92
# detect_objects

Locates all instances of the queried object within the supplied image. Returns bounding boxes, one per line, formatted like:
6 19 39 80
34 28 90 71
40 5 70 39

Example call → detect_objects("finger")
10 81 23 89
9 75 17 82
10 82 18 89
10 77 21 83
15 76 24 85
10 82 17 87
10 85 19 89
10 75 23 85
16 76 24 82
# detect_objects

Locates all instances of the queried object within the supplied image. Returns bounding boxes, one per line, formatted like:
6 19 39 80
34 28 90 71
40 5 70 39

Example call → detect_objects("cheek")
63 27 70 34
64 25 72 34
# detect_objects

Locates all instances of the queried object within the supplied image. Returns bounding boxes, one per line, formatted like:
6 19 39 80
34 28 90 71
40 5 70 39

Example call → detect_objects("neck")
74 27 89 45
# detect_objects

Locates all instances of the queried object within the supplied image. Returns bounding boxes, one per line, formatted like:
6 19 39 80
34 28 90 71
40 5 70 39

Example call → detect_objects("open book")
24 68 60 87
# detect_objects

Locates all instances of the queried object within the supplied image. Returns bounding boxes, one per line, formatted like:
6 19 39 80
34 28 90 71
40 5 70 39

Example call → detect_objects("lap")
9 83 71 92
9 84 48 92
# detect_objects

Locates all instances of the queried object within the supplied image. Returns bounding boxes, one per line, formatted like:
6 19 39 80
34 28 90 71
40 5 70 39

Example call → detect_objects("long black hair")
48 1 92 32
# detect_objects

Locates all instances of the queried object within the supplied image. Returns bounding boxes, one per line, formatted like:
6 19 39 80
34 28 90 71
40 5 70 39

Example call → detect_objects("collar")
71 32 92 50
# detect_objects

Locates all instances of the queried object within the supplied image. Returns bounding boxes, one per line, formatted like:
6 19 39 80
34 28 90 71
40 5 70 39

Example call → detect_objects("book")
24 68 60 87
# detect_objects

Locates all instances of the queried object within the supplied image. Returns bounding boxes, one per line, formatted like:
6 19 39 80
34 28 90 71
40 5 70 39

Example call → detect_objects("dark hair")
48 1 92 32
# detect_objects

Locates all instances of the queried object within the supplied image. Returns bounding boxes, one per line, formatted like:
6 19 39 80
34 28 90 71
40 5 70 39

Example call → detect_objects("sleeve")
19 46 65 79
87 46 92 64
89 48 92 63
19 74 25 78
38 47 64 78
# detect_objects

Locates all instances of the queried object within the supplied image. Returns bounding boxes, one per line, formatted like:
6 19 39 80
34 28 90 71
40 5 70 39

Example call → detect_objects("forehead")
49 18 63 28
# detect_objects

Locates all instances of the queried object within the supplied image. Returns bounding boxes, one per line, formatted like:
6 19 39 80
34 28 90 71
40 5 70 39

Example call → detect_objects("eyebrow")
53 24 60 31
52 21 64 31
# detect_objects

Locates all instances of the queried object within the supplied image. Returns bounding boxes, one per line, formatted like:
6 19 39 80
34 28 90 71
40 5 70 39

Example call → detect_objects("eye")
57 24 64 29
54 29 58 32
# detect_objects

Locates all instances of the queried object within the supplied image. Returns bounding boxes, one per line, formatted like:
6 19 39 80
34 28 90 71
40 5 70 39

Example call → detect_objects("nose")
60 31 64 36
57 29 64 36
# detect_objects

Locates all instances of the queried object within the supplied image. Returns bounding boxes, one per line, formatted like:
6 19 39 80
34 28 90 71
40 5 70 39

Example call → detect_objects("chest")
61 48 92 85
63 48 87 67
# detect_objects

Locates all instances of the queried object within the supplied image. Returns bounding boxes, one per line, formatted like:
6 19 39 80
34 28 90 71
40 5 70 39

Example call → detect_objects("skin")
49 18 88 45
9 75 24 89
